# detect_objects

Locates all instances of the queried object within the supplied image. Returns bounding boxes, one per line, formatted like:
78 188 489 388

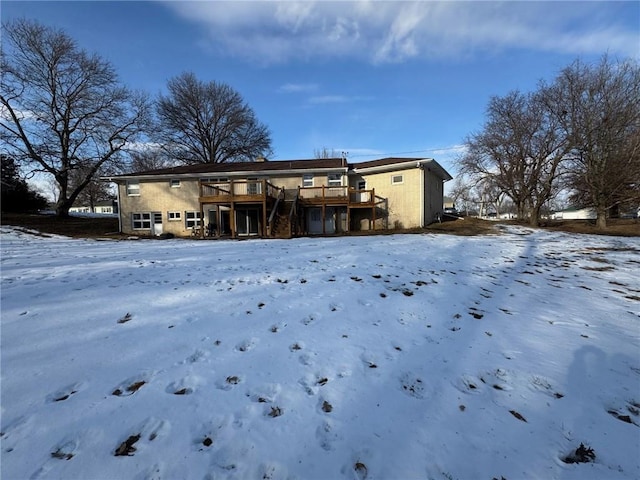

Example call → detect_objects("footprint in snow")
142 462 164 480
399 372 427 399
316 419 341 451
47 382 84 403
269 322 287 333
235 338 258 352
165 380 195 395
259 462 289 480
360 353 379 370
29 437 80 479
247 383 281 404
210 442 256 474
607 400 640 426
216 375 242 390
342 450 373 480
452 375 484 394
298 375 319 396
180 349 209 364
112 375 151 397
113 418 170 456
50 438 79 460
298 352 316 366
479 368 513 392
529 375 564 399
301 314 319 326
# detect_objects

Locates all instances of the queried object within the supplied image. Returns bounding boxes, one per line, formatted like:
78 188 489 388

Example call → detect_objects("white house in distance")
551 207 597 220
68 200 117 215
104 157 452 238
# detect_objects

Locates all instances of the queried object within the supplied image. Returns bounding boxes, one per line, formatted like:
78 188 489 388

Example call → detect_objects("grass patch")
2 212 120 238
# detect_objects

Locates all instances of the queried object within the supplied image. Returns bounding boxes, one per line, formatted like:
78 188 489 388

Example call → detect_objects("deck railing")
200 179 281 201
298 186 376 205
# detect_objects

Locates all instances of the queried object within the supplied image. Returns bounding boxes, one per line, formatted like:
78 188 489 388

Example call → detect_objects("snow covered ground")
1 225 639 480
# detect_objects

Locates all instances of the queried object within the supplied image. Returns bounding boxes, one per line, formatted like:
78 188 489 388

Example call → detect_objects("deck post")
200 202 205 238
372 188 376 231
262 180 268 237
230 201 236 238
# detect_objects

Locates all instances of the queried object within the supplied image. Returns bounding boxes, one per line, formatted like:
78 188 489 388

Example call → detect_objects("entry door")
307 208 323 234
307 208 335 234
152 212 163 236
324 207 335 234
236 209 259 236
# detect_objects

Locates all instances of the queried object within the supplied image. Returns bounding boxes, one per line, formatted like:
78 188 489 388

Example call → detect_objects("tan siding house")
105 157 451 238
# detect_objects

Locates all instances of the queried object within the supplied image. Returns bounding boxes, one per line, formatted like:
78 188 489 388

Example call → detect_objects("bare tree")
449 177 473 214
0 19 150 217
128 147 177 173
550 56 640 229
155 72 272 164
314 147 340 159
69 165 115 211
459 90 568 225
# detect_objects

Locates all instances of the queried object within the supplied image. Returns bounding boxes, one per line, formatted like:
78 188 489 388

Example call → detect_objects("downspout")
417 162 425 227
115 181 122 233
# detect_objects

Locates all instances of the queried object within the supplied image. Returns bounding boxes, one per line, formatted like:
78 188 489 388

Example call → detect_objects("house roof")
351 157 425 169
104 157 452 182
351 157 453 181
112 158 346 179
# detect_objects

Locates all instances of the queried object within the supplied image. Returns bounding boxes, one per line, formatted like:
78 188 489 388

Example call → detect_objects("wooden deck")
199 179 282 204
297 186 377 208
196 181 387 238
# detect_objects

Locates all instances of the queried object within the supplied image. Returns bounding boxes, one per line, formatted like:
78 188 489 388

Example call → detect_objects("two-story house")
104 157 452 238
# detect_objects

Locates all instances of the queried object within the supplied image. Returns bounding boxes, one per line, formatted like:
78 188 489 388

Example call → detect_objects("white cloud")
161 1 639 64
278 83 319 93
307 95 350 104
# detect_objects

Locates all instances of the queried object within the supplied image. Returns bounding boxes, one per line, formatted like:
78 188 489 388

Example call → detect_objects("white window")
391 174 404 185
170 179 181 188
126 181 140 196
247 177 261 195
168 211 181 221
327 173 342 186
185 211 201 229
132 212 151 229
303 174 314 187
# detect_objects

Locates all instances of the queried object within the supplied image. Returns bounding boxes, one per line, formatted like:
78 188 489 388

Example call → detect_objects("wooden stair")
269 201 293 238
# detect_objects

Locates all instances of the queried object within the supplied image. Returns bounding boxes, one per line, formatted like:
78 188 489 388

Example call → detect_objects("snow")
1 225 639 480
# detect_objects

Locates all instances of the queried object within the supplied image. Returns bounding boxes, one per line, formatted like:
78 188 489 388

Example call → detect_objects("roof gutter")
102 167 349 182
351 160 424 175
415 159 453 182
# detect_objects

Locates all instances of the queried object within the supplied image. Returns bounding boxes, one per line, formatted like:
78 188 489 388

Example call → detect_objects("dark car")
443 207 459 216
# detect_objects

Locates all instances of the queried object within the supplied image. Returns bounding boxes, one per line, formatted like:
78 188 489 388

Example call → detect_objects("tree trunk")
517 202 527 222
55 198 72 217
528 206 541 227
596 209 607 229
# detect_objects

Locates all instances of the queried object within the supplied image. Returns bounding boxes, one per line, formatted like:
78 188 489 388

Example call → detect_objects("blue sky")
3 1 639 183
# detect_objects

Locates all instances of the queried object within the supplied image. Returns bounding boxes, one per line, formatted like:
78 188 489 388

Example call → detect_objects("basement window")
185 211 201 229
391 174 404 185
132 212 151 229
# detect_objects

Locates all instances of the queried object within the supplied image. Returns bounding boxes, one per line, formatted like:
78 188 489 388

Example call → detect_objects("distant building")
551 207 597 220
69 199 118 215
